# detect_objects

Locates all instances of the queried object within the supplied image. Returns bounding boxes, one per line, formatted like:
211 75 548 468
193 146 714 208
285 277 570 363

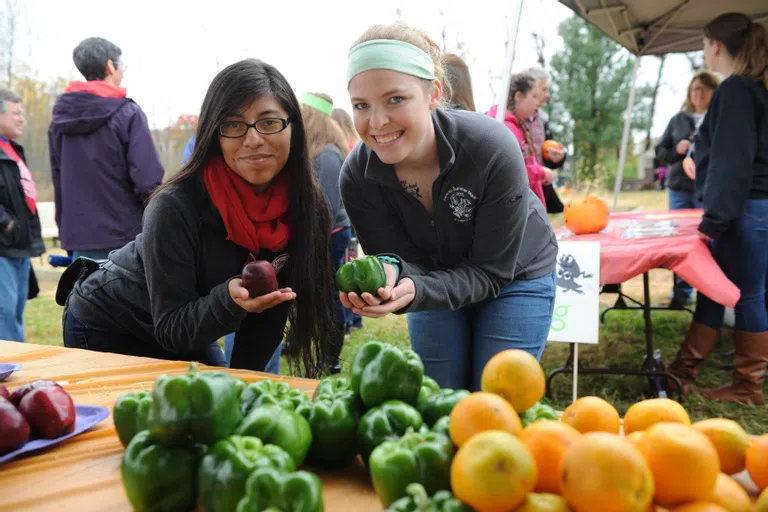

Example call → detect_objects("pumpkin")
563 195 609 235
541 139 564 161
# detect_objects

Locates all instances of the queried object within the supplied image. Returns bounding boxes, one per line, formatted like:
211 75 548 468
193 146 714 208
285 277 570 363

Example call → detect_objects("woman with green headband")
339 23 558 391
299 91 352 373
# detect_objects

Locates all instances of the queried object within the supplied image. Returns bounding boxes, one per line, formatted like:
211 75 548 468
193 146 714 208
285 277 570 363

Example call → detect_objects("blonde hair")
300 93 349 160
682 70 721 112
444 53 476 111
351 23 451 101
705 13 768 89
331 108 359 144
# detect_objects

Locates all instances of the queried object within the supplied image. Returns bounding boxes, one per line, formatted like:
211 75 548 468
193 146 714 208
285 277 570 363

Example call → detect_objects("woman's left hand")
698 231 712 243
348 278 416 318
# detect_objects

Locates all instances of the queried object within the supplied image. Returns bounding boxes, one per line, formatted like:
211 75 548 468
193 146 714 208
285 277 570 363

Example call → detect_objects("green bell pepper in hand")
369 430 455 507
121 430 204 512
236 468 324 512
520 401 559 427
298 377 361 468
385 483 471 512
148 364 245 445
240 379 309 415
198 435 296 512
236 404 312 467
431 416 450 439
113 390 152 447
357 400 423 461
335 255 386 295
351 341 424 408
417 388 470 428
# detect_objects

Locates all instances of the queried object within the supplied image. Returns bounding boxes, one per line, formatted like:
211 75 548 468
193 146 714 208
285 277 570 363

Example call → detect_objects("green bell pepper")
311 376 357 403
113 390 153 447
236 404 312 467
369 430 455 507
417 377 440 405
417 388 469 428
198 435 296 512
351 341 424 408
431 416 450 438
147 364 245 445
357 400 423 461
385 483 471 512
121 430 204 512
520 401 559 427
240 379 309 415
236 468 323 512
335 255 387 295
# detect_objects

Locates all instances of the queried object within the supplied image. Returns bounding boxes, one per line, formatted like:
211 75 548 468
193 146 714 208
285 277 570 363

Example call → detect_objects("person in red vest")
0 89 45 342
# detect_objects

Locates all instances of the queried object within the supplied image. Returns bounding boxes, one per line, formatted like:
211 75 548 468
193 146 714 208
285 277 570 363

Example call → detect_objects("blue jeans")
63 308 226 366
72 249 114 260
224 335 282 374
0 257 31 342
695 199 768 333
407 270 556 391
668 189 703 299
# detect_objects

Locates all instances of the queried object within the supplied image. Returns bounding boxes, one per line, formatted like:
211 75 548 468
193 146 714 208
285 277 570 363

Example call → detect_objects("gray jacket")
340 109 557 312
314 145 350 231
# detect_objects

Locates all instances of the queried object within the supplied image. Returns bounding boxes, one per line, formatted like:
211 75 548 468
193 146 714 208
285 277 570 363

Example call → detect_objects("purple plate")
0 363 21 381
0 404 110 465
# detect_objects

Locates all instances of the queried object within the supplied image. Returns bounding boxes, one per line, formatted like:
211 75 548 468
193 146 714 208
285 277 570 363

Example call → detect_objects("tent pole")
612 56 640 211
495 0 525 122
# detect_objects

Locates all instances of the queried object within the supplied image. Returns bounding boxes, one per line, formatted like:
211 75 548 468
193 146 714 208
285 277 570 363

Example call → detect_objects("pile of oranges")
446 349 768 512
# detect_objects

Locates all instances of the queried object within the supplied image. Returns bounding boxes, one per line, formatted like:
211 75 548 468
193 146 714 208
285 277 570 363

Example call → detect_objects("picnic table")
0 341 380 512
547 209 740 399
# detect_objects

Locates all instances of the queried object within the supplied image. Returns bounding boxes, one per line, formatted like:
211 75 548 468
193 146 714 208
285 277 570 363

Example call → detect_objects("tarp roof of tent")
557 0 768 56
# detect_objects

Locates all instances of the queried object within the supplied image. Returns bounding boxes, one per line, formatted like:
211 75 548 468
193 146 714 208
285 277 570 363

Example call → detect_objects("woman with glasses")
59 59 337 376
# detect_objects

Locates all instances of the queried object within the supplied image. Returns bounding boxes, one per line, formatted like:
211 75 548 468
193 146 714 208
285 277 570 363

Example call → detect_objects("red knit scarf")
202 156 290 254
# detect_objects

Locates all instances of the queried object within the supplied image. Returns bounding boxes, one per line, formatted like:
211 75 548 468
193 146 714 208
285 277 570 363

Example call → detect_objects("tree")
645 55 667 150
548 15 653 187
0 0 21 87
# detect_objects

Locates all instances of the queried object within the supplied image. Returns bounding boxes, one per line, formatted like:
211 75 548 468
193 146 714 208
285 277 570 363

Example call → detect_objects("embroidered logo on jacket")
443 187 477 222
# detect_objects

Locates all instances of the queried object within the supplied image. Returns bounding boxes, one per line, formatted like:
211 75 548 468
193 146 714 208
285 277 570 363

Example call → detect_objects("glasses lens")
256 118 285 134
220 121 246 137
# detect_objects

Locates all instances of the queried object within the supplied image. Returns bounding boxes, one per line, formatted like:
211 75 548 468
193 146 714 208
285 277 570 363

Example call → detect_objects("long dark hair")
154 59 335 377
705 12 768 89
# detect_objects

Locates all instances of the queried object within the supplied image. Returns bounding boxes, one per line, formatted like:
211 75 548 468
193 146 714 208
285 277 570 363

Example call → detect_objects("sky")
8 0 699 142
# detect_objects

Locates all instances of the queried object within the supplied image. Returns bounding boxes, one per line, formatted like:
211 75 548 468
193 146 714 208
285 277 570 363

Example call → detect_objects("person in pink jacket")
485 73 554 205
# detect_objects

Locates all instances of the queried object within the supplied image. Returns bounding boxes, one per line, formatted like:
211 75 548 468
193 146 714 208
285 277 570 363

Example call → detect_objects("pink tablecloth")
556 209 740 308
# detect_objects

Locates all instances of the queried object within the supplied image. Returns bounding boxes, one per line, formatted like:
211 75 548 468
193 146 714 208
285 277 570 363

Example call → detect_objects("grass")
21 190 768 434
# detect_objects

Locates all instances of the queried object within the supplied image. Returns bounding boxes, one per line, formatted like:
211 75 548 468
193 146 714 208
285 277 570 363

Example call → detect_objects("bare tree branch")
532 32 546 68
645 54 666 149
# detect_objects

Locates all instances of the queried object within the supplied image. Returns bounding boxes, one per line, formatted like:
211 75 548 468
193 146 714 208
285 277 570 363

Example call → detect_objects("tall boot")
700 331 768 405
667 321 720 395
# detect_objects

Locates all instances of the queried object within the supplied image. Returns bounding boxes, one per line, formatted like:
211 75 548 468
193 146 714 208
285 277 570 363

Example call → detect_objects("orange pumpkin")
564 195 609 235
541 140 564 161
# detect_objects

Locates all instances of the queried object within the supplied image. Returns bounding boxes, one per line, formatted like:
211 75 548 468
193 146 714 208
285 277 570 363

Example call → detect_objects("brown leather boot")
700 331 768 405
667 322 720 395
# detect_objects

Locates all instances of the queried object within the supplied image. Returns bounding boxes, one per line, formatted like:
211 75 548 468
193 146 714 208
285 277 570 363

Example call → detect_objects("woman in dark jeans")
667 13 768 404
300 92 353 372
61 59 337 376
656 70 720 304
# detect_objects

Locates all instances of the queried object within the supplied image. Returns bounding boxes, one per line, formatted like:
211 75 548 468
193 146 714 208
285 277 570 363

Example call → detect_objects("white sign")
547 241 601 345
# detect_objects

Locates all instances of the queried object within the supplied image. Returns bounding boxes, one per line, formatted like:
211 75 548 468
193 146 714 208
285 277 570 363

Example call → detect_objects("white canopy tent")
497 0 768 210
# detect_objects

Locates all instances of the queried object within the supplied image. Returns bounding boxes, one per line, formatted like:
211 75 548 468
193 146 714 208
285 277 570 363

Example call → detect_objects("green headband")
347 39 437 84
299 93 333 116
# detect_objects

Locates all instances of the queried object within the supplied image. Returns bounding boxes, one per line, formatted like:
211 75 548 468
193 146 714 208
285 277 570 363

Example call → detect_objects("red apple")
10 380 60 406
18 386 76 439
0 397 30 453
241 259 278 298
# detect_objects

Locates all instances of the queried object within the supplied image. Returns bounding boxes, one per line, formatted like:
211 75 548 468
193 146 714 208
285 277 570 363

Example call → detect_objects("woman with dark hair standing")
667 13 768 404
59 59 337 376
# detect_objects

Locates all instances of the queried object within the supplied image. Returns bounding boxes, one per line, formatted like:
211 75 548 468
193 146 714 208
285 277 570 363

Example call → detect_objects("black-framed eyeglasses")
218 118 291 138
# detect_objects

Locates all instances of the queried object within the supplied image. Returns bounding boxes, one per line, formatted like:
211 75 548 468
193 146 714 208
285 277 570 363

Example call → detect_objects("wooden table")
0 341 381 512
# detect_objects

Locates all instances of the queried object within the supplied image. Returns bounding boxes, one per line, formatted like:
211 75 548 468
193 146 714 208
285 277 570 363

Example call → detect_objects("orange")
451 430 537 512
559 432 654 512
708 473 751 512
519 420 582 494
561 396 620 434
623 398 691 434
746 434 768 489
639 423 720 507
669 503 727 512
448 392 522 447
514 493 571 511
480 349 545 413
755 486 768 512
692 419 752 474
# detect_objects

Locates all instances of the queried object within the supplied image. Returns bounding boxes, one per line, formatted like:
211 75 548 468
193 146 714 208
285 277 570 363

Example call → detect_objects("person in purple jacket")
48 37 164 260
